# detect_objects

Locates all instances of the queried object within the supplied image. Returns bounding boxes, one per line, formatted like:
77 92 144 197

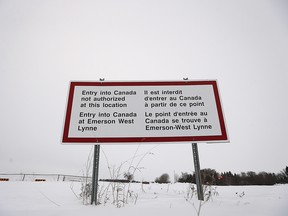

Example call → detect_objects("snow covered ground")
0 181 287 216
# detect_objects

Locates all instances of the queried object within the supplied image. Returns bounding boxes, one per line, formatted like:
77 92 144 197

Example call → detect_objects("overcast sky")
0 0 287 181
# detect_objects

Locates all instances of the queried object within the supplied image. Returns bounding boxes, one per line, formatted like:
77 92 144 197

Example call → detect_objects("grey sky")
0 0 287 181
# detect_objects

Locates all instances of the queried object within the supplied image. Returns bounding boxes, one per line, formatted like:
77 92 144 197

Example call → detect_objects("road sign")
62 80 228 144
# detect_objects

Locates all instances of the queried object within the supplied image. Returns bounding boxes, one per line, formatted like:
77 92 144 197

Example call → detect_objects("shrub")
155 173 170 183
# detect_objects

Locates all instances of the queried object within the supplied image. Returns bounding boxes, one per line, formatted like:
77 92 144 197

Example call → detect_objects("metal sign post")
192 143 204 201
91 145 100 205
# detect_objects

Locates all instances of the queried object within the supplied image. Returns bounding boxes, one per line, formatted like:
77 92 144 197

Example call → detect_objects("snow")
0 181 287 216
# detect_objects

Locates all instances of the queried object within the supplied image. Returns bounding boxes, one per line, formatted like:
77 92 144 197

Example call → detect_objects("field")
0 181 287 216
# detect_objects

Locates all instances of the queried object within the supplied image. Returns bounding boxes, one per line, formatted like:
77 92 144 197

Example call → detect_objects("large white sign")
62 81 228 144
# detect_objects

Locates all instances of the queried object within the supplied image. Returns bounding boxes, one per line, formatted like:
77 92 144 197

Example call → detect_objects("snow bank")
0 181 287 216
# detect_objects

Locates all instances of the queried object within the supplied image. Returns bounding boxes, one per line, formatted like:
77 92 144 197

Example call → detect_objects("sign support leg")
192 143 204 201
91 144 100 205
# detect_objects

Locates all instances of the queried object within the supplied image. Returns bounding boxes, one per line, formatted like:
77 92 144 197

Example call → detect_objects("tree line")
176 166 288 185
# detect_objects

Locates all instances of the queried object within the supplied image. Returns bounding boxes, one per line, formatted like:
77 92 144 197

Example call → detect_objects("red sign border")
62 80 228 144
